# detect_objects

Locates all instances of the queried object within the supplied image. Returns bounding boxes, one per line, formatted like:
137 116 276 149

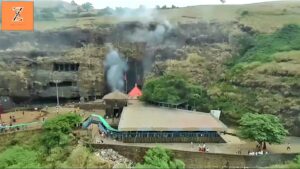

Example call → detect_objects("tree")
98 7 113 16
81 2 93 12
141 73 189 104
161 5 167 9
70 0 78 6
238 113 288 150
43 113 81 134
142 73 211 111
136 147 185 169
41 113 81 152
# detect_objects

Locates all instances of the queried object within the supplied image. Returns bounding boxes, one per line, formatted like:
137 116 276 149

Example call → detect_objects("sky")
64 0 281 9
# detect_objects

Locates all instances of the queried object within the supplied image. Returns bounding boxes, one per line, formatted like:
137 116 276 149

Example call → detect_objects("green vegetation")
81 2 94 12
136 147 185 169
0 146 40 168
142 73 211 111
271 155 300 168
212 24 300 131
0 113 94 168
238 113 288 149
235 24 300 66
41 113 81 152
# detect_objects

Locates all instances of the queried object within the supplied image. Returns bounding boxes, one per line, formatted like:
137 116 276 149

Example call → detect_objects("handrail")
0 121 42 129
83 114 119 132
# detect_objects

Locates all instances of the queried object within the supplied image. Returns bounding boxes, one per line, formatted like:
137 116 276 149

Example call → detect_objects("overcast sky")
64 0 282 9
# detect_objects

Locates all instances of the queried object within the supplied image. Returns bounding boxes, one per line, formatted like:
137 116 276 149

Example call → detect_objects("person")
12 116 16 123
225 161 229 169
287 143 291 151
22 111 25 116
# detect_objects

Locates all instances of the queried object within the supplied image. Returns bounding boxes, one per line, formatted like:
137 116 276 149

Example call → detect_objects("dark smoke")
104 46 128 91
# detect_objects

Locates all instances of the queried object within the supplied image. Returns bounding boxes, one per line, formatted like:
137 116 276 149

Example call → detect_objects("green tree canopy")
142 73 211 111
43 113 81 134
238 113 288 149
142 73 189 103
136 147 185 169
41 113 81 152
81 2 93 11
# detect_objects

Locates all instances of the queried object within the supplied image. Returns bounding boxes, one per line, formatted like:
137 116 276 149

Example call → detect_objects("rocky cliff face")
0 19 299 136
0 28 145 102
0 21 230 102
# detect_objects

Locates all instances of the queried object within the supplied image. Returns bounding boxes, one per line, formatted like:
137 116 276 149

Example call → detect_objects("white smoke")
104 46 128 91
113 6 159 24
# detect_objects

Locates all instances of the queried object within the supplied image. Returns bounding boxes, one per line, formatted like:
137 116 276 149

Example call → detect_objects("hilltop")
29 0 300 32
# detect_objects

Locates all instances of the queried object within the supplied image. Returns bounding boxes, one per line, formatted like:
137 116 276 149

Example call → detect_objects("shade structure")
102 90 128 101
118 103 227 132
128 84 142 99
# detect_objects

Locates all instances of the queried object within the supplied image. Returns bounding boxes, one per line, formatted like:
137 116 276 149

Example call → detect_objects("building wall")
91 143 298 168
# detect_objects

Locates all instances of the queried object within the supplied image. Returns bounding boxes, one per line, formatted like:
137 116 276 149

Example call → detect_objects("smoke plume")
104 46 128 91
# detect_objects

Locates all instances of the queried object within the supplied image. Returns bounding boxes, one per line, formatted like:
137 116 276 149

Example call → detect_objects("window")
53 63 80 72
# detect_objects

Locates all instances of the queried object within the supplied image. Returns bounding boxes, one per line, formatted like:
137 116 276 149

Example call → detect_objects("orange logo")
2 1 34 31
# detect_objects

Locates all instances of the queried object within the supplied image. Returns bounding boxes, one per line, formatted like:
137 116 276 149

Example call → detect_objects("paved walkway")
91 124 300 155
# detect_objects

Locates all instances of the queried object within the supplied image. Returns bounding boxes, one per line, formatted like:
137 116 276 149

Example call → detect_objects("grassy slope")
30 1 300 32
212 24 300 134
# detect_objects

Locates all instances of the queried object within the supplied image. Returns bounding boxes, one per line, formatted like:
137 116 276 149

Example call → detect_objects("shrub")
136 147 185 169
0 146 40 168
241 10 249 16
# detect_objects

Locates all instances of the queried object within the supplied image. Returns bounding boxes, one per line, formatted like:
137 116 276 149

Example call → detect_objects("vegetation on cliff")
142 73 210 112
218 24 300 133
143 24 300 135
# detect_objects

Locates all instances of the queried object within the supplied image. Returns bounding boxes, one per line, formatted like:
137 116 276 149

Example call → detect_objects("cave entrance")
125 59 144 93
103 58 144 95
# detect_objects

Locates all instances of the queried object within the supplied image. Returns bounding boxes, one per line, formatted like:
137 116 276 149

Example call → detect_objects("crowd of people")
248 150 267 156
198 143 209 153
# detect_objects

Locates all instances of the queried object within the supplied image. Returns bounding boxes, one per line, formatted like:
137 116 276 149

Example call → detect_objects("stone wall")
90 143 298 168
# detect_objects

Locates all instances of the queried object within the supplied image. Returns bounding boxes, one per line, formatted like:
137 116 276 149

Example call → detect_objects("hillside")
0 1 299 135
29 1 300 32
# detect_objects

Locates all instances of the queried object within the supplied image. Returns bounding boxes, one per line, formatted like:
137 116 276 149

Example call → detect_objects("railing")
0 121 43 134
